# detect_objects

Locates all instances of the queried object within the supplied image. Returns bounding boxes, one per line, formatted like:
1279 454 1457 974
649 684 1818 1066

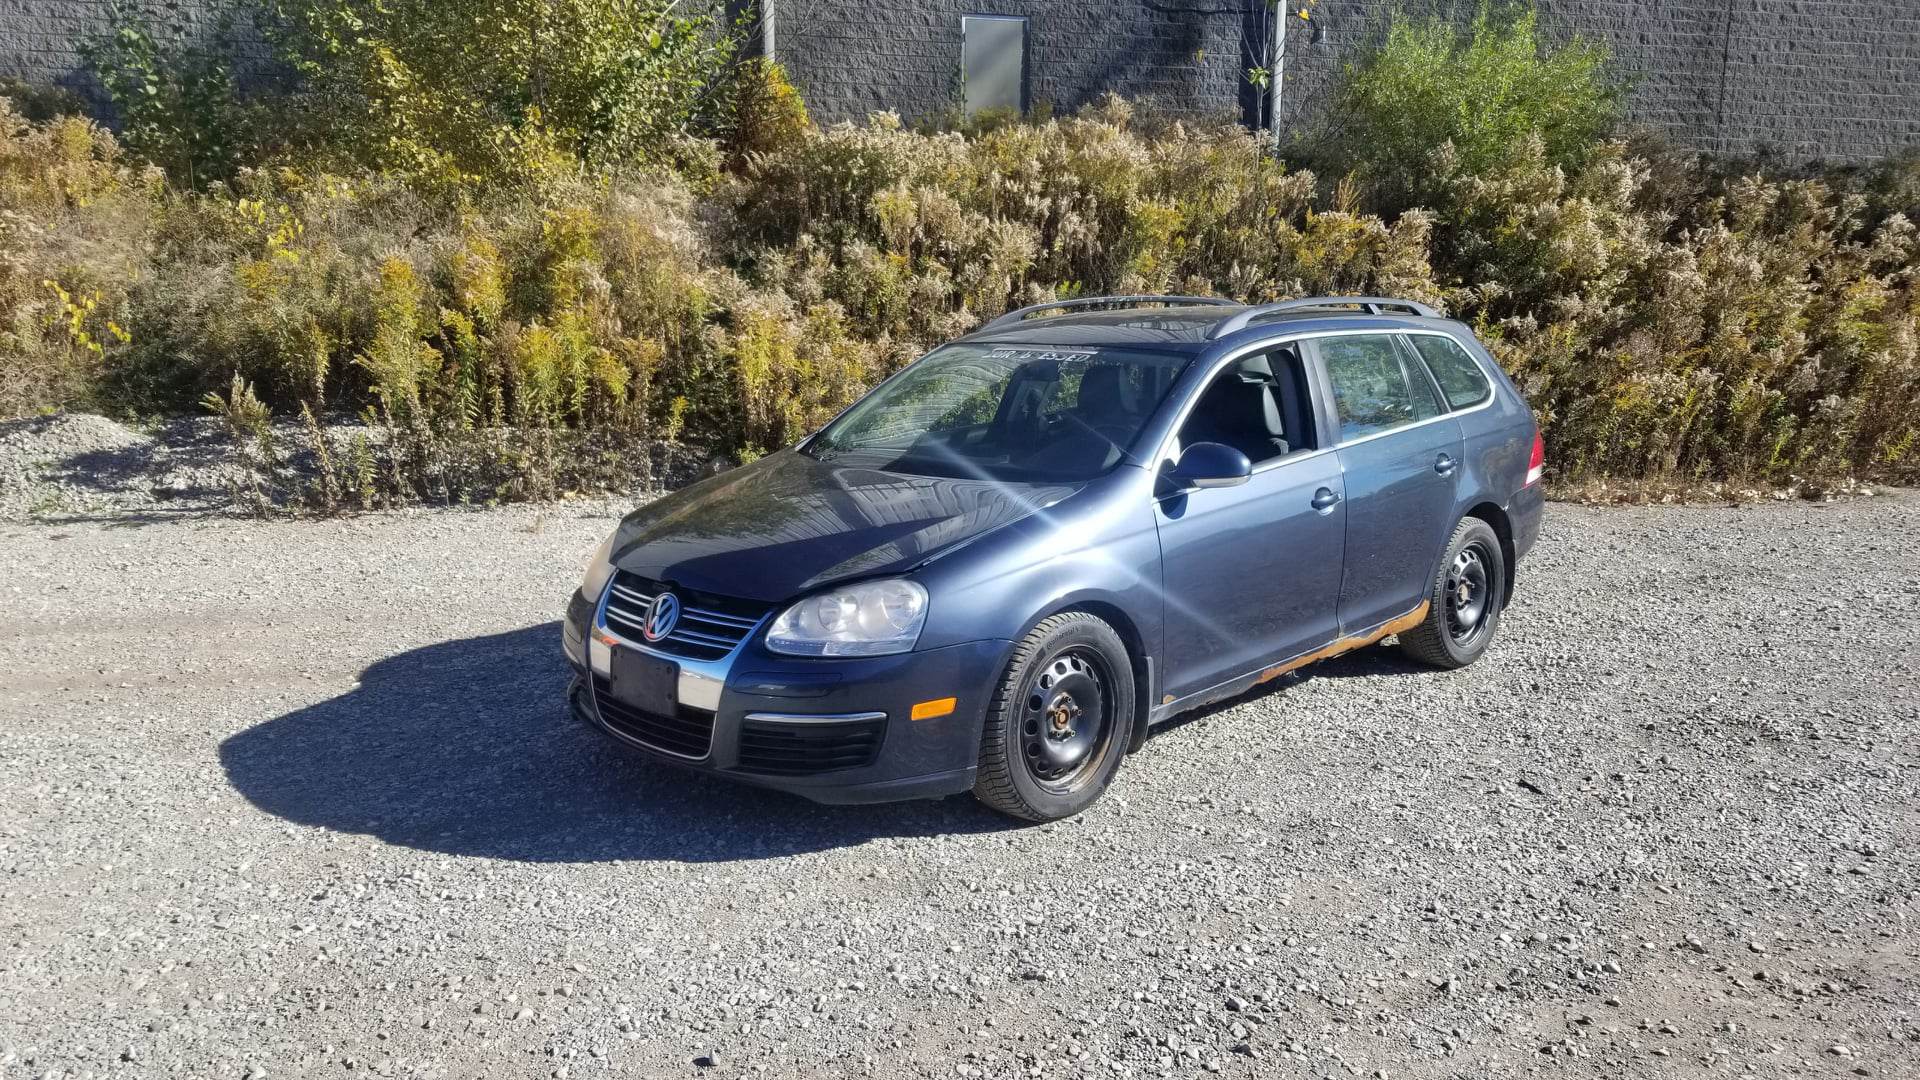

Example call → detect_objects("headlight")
766 578 929 657
579 532 617 601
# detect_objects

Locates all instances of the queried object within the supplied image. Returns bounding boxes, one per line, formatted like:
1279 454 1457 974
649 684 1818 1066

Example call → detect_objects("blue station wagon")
563 296 1545 821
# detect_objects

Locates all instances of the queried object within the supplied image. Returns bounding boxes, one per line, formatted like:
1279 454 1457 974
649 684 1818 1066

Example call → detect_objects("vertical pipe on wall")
1713 0 1735 155
1269 2 1286 149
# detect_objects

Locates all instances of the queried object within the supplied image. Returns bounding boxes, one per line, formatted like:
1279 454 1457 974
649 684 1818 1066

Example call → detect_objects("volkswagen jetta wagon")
563 295 1544 821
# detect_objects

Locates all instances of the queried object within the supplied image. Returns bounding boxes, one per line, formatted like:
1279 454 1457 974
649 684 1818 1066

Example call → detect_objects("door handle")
1434 453 1457 476
1310 487 1342 513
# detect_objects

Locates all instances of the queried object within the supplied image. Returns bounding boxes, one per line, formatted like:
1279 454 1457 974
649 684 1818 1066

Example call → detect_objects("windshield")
803 343 1192 482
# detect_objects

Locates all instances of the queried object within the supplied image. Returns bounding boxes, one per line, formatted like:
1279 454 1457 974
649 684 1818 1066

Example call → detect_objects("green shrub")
720 59 812 172
724 99 1442 332
255 0 740 189
3 85 1916 508
1443 141 1919 484
0 79 87 124
0 101 158 415
1325 1 1621 212
201 371 276 512
81 1 268 187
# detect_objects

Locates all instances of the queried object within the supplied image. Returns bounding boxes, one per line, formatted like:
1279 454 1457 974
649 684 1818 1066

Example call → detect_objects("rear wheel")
973 612 1134 822
1400 516 1506 669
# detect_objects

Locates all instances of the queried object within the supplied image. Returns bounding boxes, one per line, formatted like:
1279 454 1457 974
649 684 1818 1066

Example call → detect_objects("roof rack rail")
981 295 1235 332
1207 296 1440 339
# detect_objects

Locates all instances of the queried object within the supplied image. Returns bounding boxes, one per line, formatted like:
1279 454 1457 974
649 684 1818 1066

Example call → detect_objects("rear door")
1307 332 1464 635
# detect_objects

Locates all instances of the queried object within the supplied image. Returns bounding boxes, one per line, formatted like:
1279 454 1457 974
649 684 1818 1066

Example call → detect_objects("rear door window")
1406 333 1493 410
1317 334 1441 442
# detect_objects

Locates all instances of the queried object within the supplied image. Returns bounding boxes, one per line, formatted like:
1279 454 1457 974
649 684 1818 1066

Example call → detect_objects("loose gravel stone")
1 492 1917 1078
0 411 724 522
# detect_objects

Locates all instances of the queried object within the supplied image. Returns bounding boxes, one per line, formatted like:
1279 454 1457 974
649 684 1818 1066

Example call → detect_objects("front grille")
736 716 886 776
602 571 769 661
590 674 716 759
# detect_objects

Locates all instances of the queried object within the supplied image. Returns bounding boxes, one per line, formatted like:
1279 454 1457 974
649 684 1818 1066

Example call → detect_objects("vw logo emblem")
641 592 680 643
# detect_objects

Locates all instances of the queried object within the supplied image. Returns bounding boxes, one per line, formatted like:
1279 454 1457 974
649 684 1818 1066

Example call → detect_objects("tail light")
1525 431 1545 487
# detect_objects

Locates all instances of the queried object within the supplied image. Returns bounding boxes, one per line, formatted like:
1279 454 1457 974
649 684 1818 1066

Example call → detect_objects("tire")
973 612 1135 822
1399 516 1507 670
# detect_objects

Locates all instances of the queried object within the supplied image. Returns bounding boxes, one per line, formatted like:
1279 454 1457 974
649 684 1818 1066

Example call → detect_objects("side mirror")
1165 441 1253 491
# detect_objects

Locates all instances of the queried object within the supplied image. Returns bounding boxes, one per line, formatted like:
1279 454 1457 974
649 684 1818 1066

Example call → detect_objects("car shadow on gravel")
219 623 1007 863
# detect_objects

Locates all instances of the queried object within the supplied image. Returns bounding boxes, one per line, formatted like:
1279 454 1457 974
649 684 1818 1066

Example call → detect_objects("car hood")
610 450 1079 603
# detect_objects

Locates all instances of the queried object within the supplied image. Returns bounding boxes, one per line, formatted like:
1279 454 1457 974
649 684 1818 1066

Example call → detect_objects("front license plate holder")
610 647 679 716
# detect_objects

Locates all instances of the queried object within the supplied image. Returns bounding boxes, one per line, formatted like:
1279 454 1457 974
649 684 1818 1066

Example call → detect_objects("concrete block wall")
777 1 1257 125
780 0 1920 163
4 0 1916 162
0 0 116 89
0 0 270 102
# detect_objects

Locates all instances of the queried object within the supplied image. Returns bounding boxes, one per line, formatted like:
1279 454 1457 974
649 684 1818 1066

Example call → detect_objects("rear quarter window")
1407 334 1493 410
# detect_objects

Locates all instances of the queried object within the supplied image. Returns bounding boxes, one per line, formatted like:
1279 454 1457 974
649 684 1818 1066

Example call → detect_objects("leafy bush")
0 102 159 413
3 75 1916 509
726 97 1443 337
254 0 740 189
1324 2 1621 212
0 79 87 124
80 1 267 187
1438 138 1920 484
719 59 812 172
201 371 276 512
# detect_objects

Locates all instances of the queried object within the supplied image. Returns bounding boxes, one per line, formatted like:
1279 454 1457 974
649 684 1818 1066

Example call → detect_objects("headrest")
1209 375 1285 439
1234 354 1277 383
1078 365 1131 418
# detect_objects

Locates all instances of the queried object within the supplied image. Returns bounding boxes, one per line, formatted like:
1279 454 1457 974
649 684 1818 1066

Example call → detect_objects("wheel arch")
1463 501 1516 607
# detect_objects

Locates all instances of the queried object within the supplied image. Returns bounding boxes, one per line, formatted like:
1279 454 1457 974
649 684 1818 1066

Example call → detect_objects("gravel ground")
1 493 1916 1080
0 412 724 524
0 414 238 521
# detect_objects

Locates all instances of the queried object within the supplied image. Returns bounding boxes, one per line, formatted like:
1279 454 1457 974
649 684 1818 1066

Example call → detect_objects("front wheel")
1399 516 1507 669
973 612 1135 822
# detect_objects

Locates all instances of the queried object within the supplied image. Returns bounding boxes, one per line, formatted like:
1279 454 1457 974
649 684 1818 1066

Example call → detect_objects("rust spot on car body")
1253 601 1431 685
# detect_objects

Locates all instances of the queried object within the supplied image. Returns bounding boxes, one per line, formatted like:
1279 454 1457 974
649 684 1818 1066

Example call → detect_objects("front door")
1309 333 1465 634
1152 350 1346 702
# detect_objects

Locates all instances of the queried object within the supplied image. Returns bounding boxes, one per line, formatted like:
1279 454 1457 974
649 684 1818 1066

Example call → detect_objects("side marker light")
910 697 957 721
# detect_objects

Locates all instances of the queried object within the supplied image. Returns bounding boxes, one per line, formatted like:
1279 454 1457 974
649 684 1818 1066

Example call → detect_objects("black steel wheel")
975 612 1135 822
1401 516 1508 670
1443 541 1496 647
1018 646 1114 790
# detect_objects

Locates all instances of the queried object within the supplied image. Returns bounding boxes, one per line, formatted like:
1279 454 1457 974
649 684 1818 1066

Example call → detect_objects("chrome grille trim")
590 585 728 713
743 711 888 725
685 609 759 629
599 572 771 661
608 582 655 606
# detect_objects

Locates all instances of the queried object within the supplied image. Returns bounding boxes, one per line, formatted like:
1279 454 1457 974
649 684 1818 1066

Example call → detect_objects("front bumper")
563 588 1006 804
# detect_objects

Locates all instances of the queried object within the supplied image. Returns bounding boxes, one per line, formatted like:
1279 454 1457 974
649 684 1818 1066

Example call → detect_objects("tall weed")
2 90 1916 510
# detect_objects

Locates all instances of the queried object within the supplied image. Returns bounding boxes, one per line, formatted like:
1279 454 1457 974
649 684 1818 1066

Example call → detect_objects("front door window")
1172 347 1315 464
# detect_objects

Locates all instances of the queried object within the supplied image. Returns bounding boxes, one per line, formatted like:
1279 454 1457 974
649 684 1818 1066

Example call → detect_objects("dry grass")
4 97 1916 512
